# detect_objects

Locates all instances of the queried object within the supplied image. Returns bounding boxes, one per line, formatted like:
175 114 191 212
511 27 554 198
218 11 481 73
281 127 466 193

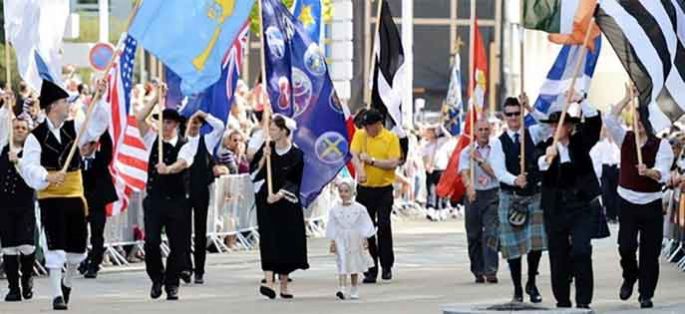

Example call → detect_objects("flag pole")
257 0 274 196
519 24 526 173
366 0 384 110
157 64 165 165
61 1 142 173
547 17 595 163
629 85 643 164
469 0 476 187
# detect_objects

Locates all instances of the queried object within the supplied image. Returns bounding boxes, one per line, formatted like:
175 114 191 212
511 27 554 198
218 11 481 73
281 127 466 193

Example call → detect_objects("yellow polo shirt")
350 128 401 188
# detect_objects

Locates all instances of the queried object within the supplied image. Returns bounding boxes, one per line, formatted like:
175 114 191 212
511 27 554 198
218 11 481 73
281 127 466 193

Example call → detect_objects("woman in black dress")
251 114 309 299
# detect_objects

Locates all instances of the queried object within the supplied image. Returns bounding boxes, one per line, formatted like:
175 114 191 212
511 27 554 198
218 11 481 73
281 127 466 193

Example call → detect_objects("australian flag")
262 0 351 207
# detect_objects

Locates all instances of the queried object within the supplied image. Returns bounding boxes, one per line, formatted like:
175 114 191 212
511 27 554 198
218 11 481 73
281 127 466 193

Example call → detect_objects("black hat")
38 80 69 109
153 108 186 123
540 111 581 124
362 109 384 126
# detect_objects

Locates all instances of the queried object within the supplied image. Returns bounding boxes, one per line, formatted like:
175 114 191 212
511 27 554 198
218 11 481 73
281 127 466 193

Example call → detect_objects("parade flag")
370 0 407 139
261 0 351 207
3 0 69 91
444 54 464 136
596 0 685 134
437 108 477 201
291 0 324 44
525 36 602 126
169 22 250 145
523 0 601 50
106 35 148 216
128 0 255 95
470 18 488 112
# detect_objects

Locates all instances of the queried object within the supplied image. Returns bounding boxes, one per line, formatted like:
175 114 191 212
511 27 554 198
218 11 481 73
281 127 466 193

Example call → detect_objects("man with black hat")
0 93 36 302
537 95 602 309
135 87 197 301
182 110 224 284
20 79 110 310
350 108 402 283
605 86 673 309
78 130 117 279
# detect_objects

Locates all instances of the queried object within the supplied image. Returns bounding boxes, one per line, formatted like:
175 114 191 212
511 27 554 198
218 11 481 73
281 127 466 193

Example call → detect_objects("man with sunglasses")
489 95 547 303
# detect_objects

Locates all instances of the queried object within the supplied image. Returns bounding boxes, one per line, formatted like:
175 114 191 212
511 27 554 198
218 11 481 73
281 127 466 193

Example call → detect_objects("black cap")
38 80 69 109
362 109 384 126
540 111 581 124
153 108 186 123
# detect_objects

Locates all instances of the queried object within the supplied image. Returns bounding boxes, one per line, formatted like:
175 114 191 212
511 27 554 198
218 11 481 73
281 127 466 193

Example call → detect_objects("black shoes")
513 288 524 303
21 277 33 300
336 291 345 300
640 298 654 309
194 274 204 284
381 269 392 281
84 268 98 279
485 275 498 284
280 293 294 299
180 271 192 284
525 283 543 303
150 282 164 299
53 296 68 310
619 279 636 300
61 282 72 304
362 276 377 284
259 286 276 299
474 275 485 283
577 304 591 309
4 289 21 302
165 286 179 301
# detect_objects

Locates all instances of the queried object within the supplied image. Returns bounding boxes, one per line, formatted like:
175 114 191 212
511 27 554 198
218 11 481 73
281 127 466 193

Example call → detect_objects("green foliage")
65 15 128 44
249 0 295 35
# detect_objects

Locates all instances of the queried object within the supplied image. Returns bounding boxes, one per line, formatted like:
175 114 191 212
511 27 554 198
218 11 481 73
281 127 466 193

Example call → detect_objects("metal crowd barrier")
662 188 685 272
208 174 259 253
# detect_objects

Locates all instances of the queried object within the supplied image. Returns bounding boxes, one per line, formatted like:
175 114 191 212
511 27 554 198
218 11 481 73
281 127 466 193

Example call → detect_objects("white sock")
63 263 78 288
49 268 63 298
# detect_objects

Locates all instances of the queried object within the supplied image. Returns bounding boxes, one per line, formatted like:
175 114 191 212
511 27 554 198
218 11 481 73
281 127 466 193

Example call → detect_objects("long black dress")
251 142 309 275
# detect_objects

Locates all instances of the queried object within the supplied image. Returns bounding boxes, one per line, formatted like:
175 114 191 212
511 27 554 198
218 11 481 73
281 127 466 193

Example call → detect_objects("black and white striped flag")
370 0 407 138
596 0 685 133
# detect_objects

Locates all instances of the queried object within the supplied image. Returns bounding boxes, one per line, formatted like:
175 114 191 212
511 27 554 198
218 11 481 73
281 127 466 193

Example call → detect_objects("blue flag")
128 0 255 95
525 37 602 126
262 0 351 207
291 0 323 44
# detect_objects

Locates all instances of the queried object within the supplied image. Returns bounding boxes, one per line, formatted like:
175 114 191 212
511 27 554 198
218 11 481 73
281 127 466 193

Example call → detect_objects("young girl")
326 179 376 300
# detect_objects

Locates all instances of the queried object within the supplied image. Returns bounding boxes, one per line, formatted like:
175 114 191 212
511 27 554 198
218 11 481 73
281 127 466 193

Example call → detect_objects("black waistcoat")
189 136 215 193
146 136 187 198
82 132 118 208
31 120 81 171
498 129 541 196
0 145 34 207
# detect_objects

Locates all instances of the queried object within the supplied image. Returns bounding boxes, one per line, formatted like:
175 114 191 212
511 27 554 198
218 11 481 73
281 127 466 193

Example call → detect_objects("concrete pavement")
1 219 684 314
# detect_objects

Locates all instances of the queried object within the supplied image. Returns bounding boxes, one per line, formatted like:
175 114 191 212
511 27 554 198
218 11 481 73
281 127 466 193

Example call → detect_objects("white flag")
3 0 69 91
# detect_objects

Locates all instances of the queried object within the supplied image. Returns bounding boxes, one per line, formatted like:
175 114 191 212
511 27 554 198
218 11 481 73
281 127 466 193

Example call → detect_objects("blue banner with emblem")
262 0 350 207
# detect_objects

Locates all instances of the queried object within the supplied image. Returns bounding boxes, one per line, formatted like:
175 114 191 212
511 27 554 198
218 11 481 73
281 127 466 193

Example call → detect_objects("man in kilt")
489 96 547 303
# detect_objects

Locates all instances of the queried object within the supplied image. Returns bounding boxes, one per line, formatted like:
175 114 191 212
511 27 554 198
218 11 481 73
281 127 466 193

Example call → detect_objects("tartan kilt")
497 191 547 260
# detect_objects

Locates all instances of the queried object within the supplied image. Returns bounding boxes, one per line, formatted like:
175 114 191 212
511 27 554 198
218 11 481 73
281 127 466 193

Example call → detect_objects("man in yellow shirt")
350 109 401 283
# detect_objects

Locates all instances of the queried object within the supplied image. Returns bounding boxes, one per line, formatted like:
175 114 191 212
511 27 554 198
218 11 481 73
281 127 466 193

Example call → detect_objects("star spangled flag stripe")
262 0 351 206
596 0 685 134
525 36 602 126
106 34 148 217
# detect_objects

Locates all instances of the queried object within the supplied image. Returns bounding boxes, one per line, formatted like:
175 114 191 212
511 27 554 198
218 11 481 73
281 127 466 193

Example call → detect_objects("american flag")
105 34 148 216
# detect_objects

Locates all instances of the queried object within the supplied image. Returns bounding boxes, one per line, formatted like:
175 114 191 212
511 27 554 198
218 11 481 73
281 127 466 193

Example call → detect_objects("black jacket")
82 132 118 210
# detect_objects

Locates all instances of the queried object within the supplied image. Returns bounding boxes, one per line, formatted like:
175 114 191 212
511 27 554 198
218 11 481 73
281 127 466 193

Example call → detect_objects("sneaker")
350 286 359 300
336 290 345 300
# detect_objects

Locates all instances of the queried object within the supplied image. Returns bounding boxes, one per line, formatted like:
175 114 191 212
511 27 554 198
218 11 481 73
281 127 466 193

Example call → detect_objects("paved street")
2 219 684 314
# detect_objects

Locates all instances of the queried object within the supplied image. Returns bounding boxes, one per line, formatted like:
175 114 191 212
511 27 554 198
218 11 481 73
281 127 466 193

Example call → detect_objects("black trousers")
143 195 188 287
545 200 594 306
187 188 210 276
86 204 107 270
425 170 445 210
464 188 499 277
357 185 395 277
601 165 620 221
618 197 663 300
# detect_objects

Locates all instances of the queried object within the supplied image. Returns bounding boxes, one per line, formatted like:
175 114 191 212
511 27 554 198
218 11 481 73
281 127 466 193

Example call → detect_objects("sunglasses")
504 111 521 117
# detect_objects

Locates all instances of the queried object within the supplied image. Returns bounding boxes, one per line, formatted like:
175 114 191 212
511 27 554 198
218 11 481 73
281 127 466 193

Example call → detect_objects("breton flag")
523 0 601 50
595 0 685 134
525 36 602 126
106 34 148 216
370 0 407 139
444 54 464 136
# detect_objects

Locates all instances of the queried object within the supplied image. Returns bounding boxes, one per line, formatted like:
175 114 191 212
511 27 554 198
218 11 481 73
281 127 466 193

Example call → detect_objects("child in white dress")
326 179 376 300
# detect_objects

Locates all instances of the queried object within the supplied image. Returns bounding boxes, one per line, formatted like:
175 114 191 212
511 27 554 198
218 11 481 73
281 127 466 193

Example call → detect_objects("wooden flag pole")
547 18 595 164
519 25 526 173
4 38 11 90
61 2 142 173
257 0 274 196
629 85 643 164
157 73 165 165
366 0 384 110
469 0 476 187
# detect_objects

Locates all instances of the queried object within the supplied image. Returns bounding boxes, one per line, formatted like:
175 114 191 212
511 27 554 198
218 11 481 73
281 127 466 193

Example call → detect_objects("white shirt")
184 114 225 157
142 131 196 168
537 142 572 171
20 99 110 191
421 137 452 171
603 110 673 205
458 140 499 190
247 128 266 157
0 106 10 148
592 138 621 166
490 128 544 186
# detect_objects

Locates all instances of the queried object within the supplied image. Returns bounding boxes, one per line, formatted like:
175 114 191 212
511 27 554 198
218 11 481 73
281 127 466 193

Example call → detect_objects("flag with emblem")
106 34 148 216
444 54 464 135
523 0 601 50
261 0 351 206
290 0 324 44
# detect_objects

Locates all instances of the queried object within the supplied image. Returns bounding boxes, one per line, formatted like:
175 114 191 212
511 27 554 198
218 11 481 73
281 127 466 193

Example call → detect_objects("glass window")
414 0 452 19
457 0 495 20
